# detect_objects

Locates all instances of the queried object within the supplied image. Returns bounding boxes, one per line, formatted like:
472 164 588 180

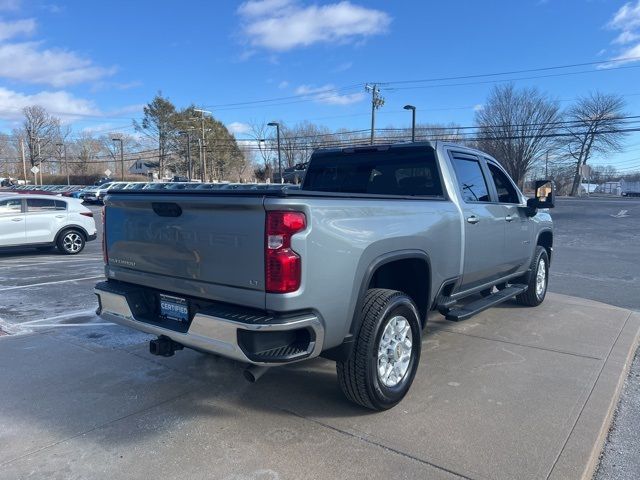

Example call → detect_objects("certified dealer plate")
159 294 189 322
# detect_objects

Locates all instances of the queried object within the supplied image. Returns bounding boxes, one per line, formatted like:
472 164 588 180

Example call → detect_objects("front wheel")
57 229 86 255
337 289 422 411
516 246 549 307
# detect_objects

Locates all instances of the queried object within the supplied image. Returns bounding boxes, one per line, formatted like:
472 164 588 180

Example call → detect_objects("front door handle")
467 215 479 224
55 215 65 219
11 217 23 222
505 215 514 222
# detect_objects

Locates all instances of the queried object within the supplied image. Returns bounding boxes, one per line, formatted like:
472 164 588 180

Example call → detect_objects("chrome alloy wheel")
377 315 413 388
535 257 547 298
63 232 83 253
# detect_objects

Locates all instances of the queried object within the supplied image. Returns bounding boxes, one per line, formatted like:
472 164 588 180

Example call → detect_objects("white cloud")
295 83 365 105
278 80 289 89
227 121 251 135
608 1 640 31
0 41 116 87
238 0 293 17
0 86 100 121
0 18 36 41
613 30 640 45
237 0 391 51
603 1 640 66
0 0 20 11
473 104 484 112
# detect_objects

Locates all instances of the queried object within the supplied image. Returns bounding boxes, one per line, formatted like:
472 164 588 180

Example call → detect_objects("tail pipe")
243 364 270 383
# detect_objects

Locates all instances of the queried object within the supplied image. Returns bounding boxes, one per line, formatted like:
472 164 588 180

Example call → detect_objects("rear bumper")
87 233 97 241
94 281 324 366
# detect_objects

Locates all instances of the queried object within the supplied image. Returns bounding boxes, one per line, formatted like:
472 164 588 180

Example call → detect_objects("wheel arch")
354 250 431 331
536 229 553 263
55 225 89 243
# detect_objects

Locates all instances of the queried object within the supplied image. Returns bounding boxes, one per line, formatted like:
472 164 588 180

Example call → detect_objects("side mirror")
527 180 554 213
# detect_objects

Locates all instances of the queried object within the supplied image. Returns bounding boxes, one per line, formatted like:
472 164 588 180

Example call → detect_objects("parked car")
95 142 554 410
0 194 97 254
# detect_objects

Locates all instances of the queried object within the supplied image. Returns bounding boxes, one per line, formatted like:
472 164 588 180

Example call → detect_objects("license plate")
159 294 189 322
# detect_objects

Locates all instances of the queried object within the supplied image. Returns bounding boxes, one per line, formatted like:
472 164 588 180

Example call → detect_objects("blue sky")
1 0 640 170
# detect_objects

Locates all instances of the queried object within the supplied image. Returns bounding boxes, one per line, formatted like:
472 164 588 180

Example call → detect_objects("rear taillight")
102 206 108 264
80 211 93 218
265 211 306 293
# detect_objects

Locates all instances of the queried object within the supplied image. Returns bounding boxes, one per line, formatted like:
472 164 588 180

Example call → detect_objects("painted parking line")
0 275 104 292
19 308 98 325
0 257 103 268
28 323 114 328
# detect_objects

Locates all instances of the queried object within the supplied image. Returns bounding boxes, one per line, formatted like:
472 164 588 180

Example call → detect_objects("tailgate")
105 194 265 292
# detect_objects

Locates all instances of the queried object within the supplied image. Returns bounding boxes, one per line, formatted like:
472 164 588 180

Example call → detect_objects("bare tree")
71 132 103 176
564 92 627 196
15 106 61 177
475 84 561 186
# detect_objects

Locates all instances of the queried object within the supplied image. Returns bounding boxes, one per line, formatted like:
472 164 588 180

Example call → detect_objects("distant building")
129 160 160 179
598 181 622 195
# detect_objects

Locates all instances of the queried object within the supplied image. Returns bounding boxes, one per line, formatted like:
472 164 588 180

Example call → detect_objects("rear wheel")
337 289 422 411
516 246 549 306
57 229 85 255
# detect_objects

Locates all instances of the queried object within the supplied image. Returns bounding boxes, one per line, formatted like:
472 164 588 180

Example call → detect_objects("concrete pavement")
1 292 637 480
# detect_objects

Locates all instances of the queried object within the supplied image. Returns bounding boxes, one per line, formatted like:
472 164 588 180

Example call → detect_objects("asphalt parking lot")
0 197 639 480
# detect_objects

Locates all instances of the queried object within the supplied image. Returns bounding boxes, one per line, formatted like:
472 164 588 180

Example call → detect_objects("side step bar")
445 284 528 322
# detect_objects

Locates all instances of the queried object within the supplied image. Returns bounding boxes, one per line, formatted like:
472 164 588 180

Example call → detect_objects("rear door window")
451 157 491 203
486 162 520 204
26 198 57 212
303 148 443 196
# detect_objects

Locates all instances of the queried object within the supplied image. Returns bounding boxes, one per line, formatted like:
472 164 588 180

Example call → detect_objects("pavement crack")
440 329 604 361
280 408 475 480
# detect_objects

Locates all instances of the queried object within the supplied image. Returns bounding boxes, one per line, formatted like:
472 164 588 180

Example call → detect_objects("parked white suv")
0 194 97 254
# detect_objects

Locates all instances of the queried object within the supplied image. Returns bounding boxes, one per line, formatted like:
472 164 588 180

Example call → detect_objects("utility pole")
267 122 282 182
56 142 68 185
365 84 385 144
36 137 42 185
20 139 27 185
179 131 192 181
112 138 124 180
545 151 549 177
194 109 211 181
197 138 204 181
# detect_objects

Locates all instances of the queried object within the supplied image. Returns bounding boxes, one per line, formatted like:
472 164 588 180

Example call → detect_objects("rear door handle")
505 215 514 222
55 215 65 219
467 215 479 224
11 217 23 222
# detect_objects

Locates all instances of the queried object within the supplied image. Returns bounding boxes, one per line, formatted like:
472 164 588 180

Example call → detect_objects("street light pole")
112 138 124 181
56 142 68 185
403 105 416 142
267 122 282 183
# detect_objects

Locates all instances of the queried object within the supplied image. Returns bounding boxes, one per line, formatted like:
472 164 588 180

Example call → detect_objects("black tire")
516 246 549 307
337 288 422 411
56 229 86 255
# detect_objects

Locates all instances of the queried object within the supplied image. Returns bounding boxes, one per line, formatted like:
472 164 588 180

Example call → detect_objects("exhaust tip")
244 365 269 383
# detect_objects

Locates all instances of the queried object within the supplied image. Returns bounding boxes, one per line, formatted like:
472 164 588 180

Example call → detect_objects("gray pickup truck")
95 142 554 410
